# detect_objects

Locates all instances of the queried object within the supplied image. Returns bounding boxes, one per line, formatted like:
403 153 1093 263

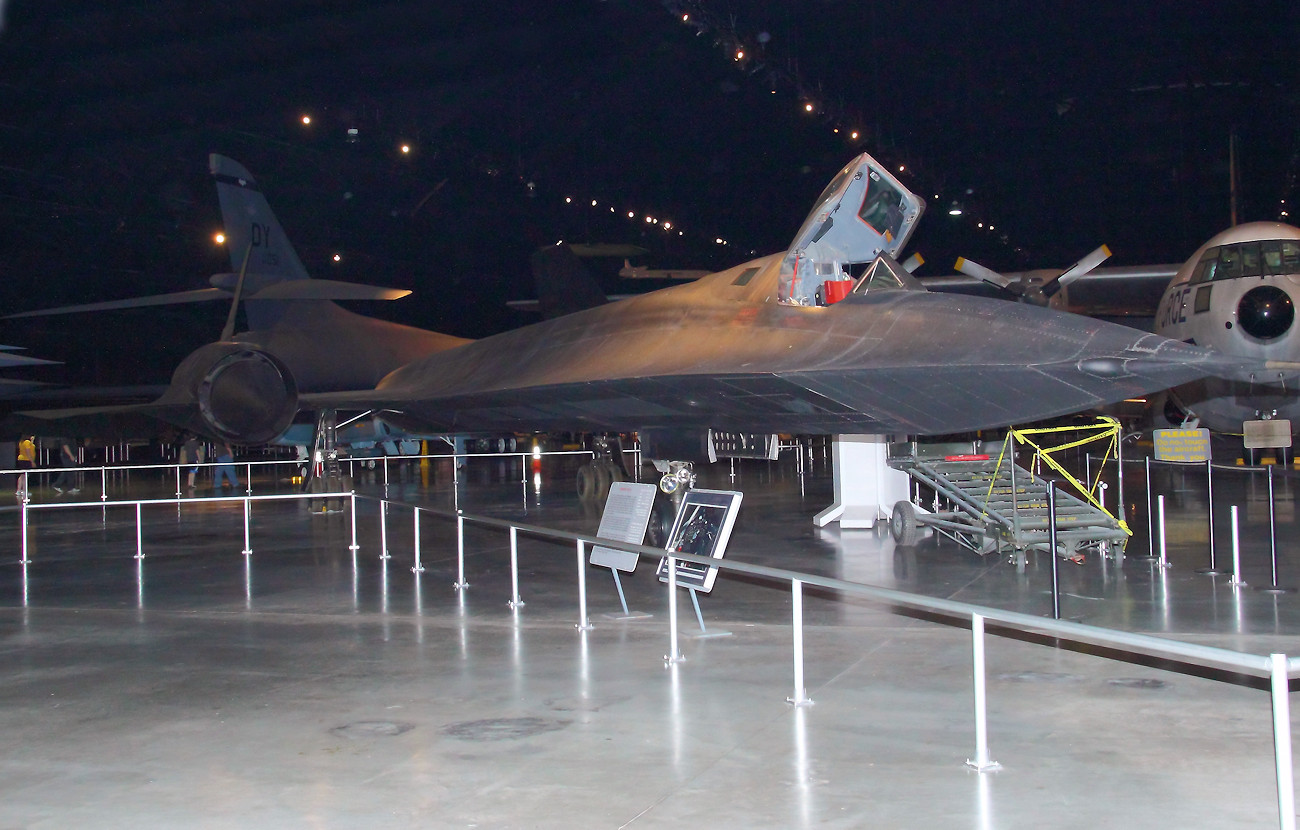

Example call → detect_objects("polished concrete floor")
1 447 1299 828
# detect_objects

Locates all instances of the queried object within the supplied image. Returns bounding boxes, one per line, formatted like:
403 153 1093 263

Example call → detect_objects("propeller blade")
901 253 925 273
1056 244 1112 287
955 256 1012 289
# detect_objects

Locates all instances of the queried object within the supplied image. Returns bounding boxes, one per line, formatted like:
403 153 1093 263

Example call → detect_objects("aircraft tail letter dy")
209 154 312 287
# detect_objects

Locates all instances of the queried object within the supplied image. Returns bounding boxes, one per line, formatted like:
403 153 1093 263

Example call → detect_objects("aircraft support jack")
813 434 911 529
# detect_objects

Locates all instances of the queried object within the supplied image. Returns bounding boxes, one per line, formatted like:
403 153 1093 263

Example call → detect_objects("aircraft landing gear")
576 434 628 505
655 460 696 496
643 459 695 548
306 409 352 511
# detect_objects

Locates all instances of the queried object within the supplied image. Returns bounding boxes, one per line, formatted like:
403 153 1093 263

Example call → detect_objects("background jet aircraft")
618 259 711 281
7 154 470 444
7 152 1249 462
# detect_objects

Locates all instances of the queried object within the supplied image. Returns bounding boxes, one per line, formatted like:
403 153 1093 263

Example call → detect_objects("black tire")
890 500 919 547
576 463 597 502
593 463 613 503
607 461 626 483
646 494 676 548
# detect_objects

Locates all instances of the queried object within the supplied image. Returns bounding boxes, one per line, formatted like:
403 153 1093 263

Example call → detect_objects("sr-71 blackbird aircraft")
8 152 1255 468
942 222 1300 436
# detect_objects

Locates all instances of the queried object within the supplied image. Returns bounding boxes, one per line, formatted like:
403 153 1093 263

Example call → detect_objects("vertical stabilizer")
530 244 608 318
209 154 313 330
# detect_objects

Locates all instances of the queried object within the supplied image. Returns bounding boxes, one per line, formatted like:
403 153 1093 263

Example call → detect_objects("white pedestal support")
813 434 911 529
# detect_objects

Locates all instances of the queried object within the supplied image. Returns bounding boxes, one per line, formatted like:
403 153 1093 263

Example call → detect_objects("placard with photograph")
655 489 743 593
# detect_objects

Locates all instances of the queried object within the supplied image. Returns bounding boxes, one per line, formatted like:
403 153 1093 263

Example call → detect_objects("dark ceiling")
0 1 1296 385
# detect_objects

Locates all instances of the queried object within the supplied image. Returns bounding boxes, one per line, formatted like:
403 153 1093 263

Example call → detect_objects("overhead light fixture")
948 201 963 216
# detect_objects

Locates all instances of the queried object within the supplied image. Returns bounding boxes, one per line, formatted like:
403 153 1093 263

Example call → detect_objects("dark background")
0 1 1295 386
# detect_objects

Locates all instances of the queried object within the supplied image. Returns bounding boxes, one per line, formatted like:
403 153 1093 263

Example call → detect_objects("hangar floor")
0 450 1298 828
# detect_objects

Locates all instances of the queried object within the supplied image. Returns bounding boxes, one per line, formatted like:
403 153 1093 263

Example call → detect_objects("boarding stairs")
888 444 1128 564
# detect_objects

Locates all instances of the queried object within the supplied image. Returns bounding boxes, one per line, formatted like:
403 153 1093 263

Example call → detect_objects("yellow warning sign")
1154 428 1211 463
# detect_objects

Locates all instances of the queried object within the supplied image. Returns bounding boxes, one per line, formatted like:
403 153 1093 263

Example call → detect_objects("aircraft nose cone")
1237 285 1294 341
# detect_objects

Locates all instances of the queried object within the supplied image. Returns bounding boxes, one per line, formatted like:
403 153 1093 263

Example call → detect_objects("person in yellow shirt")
16 435 35 498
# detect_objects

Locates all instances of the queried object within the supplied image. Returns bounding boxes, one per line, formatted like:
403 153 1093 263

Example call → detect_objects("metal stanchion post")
19 496 29 564
1270 653 1297 830
246 462 252 495
786 579 811 706
1116 435 1125 527
1197 458 1224 575
1230 506 1246 587
379 500 390 559
241 498 252 556
101 467 107 502
453 513 468 590
665 554 683 663
1145 456 1153 554
1157 495 1170 569
508 526 524 609
135 502 144 560
1048 481 1060 620
575 539 592 631
348 493 359 553
1257 463 1295 592
412 509 424 573
965 613 1001 772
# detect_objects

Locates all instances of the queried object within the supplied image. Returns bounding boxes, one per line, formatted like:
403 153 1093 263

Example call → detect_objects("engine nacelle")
169 343 298 444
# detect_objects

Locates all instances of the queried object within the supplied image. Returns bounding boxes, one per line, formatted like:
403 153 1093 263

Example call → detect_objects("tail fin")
529 244 608 318
210 154 311 287
210 154 313 331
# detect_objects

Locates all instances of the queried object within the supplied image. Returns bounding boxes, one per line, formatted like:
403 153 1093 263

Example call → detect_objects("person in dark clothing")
51 439 79 495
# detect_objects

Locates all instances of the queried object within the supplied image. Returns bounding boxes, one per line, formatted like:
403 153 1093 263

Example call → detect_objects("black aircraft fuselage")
358 251 1231 438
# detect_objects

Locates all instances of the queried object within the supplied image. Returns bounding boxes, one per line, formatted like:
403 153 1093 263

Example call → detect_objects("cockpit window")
858 177 905 240
1200 240 1300 281
814 168 855 209
1262 240 1300 274
858 264 906 292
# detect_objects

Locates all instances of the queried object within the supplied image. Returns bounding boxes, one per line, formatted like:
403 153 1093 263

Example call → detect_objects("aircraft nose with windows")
1155 222 1300 432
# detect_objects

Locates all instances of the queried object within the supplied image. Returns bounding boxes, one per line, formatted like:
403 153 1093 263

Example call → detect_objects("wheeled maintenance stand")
887 440 1127 565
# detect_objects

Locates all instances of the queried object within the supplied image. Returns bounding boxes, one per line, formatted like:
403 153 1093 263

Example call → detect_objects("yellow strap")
1007 417 1131 537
